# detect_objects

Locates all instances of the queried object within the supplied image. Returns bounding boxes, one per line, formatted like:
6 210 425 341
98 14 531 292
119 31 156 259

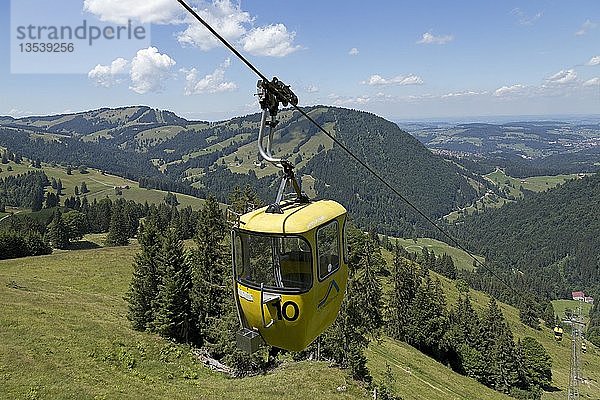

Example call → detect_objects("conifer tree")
127 221 163 331
387 248 418 340
519 296 541 330
44 192 60 209
80 181 89 194
62 210 86 241
406 274 448 358
518 337 552 389
302 224 380 383
153 229 193 342
190 195 228 344
542 302 556 328
438 253 457 279
105 201 129 246
352 236 384 336
479 298 520 393
587 301 600 347
317 276 372 383
164 192 179 206
446 295 485 379
228 185 263 214
46 210 68 249
31 187 44 212
124 201 140 238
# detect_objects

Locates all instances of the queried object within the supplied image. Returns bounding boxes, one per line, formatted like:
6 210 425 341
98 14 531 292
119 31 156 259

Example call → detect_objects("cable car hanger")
256 78 309 214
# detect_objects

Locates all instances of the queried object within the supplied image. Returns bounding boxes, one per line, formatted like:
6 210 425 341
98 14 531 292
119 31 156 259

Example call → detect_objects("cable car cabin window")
317 220 340 281
234 231 312 292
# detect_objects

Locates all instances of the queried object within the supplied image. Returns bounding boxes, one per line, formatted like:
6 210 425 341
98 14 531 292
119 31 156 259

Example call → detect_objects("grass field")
444 192 512 223
385 237 484 271
367 339 512 400
552 299 593 325
444 170 582 223
2 243 598 399
0 246 364 400
0 160 206 210
484 169 581 199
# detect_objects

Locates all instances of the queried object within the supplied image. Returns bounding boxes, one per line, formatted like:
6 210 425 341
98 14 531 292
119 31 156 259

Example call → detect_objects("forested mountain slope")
455 173 600 297
0 106 478 235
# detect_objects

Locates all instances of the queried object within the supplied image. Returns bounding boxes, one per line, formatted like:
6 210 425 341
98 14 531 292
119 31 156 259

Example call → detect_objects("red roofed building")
572 291 585 301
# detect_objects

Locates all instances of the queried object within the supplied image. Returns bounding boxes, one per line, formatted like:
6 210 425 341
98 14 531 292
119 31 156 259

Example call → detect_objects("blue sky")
1 0 599 121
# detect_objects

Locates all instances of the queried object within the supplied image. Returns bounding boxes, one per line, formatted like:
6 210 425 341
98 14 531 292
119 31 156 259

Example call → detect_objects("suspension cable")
175 0 531 301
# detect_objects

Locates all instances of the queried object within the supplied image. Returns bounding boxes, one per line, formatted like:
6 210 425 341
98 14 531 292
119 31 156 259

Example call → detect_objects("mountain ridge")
0 105 479 235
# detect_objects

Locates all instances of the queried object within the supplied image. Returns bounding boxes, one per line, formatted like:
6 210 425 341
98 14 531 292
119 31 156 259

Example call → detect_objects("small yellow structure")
553 326 564 341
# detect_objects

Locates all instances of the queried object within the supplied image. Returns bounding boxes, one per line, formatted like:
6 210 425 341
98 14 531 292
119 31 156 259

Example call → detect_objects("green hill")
0 106 480 235
0 159 206 212
455 172 600 298
2 243 599 399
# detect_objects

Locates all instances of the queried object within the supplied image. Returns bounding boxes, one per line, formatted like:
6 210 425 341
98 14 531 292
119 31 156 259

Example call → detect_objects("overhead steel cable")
175 0 530 301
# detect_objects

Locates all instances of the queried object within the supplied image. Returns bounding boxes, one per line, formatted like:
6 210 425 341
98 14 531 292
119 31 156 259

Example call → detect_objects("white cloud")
332 95 371 106
241 24 300 57
545 69 577 85
587 56 600 66
83 0 183 24
362 74 423 86
177 0 252 50
348 47 359 56
88 58 129 88
6 109 33 118
576 20 597 36
494 84 526 97
306 84 319 93
511 8 543 26
129 47 176 94
441 90 486 99
417 32 453 45
182 58 237 95
583 77 600 87
84 0 301 57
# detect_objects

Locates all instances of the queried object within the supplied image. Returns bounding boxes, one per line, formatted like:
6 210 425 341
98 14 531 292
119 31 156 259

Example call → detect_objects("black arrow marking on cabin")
318 280 340 309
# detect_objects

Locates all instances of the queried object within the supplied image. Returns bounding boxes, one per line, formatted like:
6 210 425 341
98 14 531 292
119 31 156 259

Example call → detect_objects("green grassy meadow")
444 170 582 223
2 242 599 399
552 299 593 326
0 160 206 211
386 237 484 271
0 246 364 400
484 169 581 199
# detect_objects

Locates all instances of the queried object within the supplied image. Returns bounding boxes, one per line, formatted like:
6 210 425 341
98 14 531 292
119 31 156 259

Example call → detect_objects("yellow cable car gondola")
553 325 564 341
231 78 348 353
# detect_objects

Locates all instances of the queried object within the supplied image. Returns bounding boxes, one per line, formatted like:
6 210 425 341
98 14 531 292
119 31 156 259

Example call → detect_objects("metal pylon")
567 303 583 400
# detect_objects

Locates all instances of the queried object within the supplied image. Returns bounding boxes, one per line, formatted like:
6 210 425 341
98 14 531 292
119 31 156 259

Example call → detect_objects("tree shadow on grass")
544 385 561 392
65 240 101 250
